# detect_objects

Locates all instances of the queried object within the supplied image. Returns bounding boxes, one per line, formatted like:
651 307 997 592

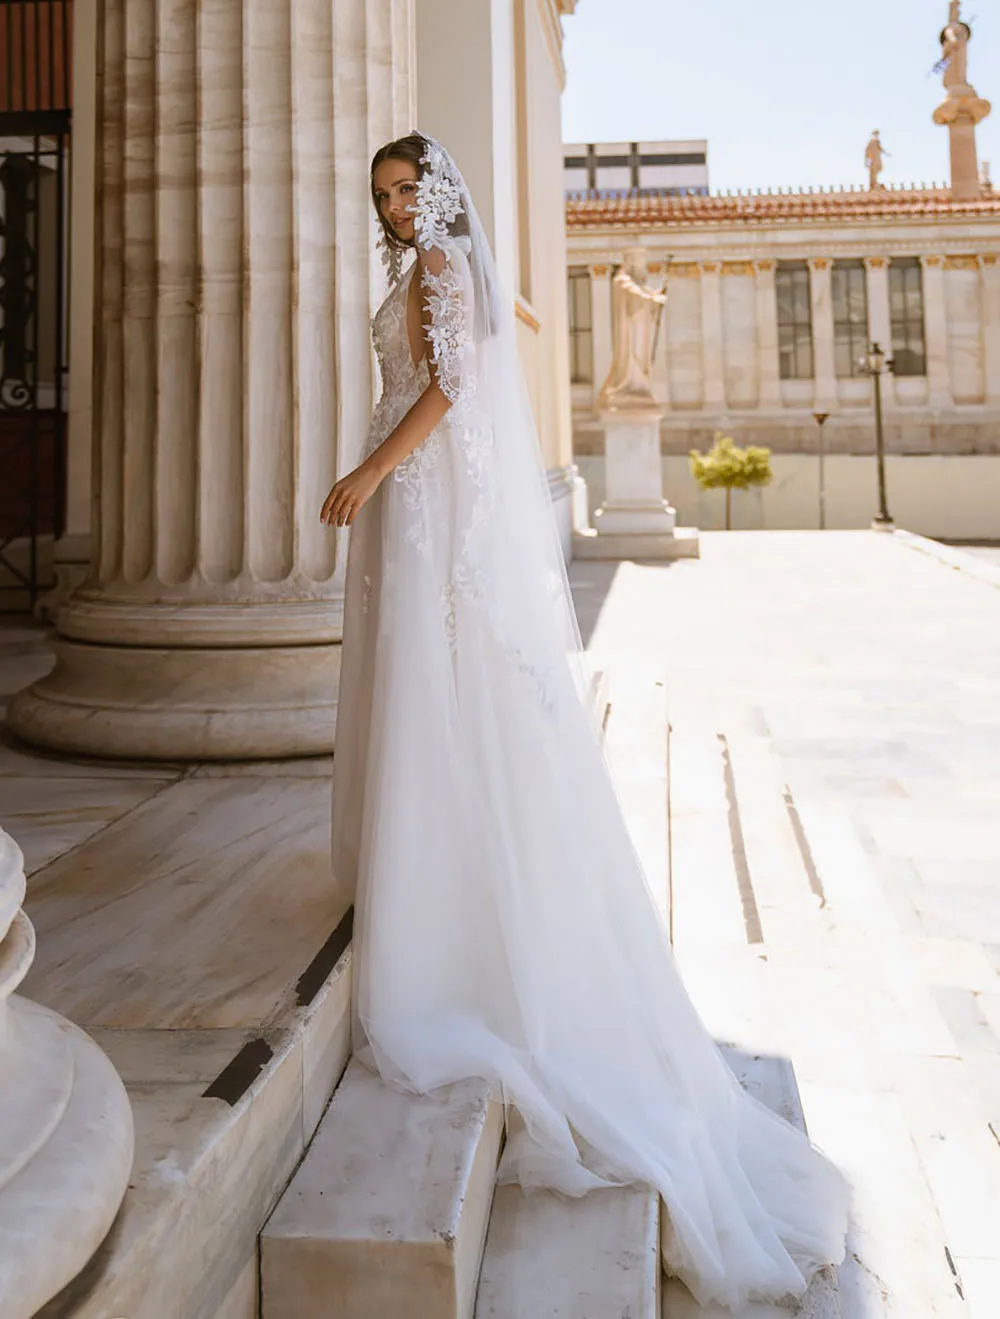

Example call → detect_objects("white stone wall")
577 453 1000 541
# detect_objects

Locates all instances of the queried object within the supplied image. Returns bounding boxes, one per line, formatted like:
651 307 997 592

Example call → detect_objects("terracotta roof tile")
565 186 1000 228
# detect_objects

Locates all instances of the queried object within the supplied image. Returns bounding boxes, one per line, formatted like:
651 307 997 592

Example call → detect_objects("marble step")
475 1177 660 1319
261 1056 503 1319
662 1267 841 1319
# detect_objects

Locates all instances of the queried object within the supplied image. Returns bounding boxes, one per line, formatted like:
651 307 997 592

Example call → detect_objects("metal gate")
0 0 72 612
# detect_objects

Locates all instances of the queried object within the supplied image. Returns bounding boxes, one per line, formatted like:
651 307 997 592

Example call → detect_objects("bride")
321 133 849 1311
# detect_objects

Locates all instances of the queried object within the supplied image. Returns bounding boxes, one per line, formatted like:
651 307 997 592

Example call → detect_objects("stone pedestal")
8 0 413 760
934 85 991 201
0 828 134 1317
573 412 699 561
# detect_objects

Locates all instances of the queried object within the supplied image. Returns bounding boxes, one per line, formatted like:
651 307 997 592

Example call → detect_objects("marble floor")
0 617 351 1319
2 527 1000 1316
574 529 1000 1319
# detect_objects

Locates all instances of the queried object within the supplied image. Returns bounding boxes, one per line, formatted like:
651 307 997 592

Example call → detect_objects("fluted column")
754 259 782 408
920 255 953 408
10 0 415 759
809 257 837 411
980 254 1000 406
0 828 134 1315
589 263 613 409
864 256 895 406
699 261 726 410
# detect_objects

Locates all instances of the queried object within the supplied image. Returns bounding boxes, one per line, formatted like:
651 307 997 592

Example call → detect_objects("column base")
870 516 896 534
0 989 135 1318
7 637 341 760
593 500 677 536
1 828 134 1319
572 526 701 562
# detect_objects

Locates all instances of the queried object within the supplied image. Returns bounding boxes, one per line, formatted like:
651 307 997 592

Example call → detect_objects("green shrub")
689 433 773 529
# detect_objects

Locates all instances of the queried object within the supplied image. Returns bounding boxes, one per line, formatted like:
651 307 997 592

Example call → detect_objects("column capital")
587 263 611 279
808 256 833 271
864 255 888 270
920 253 945 268
699 260 721 275
667 261 701 279
981 253 999 268
753 258 776 274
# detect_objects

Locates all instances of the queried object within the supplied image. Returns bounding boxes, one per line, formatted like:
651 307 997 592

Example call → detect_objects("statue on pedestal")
864 131 887 190
596 249 666 416
939 0 970 90
932 0 991 200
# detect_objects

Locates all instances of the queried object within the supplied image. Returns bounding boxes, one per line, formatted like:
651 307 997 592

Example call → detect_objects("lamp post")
812 411 830 530
860 341 895 532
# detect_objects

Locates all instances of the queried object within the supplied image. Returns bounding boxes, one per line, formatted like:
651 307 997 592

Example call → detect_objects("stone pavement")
2 528 999 1317
573 530 1000 1319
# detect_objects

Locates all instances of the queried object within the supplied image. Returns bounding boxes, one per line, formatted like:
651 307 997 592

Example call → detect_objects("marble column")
699 261 726 410
980 254 1000 406
9 0 415 760
808 257 837 411
864 256 895 406
920 255 954 409
45 0 98 610
589 264 613 412
754 259 782 408
0 828 134 1315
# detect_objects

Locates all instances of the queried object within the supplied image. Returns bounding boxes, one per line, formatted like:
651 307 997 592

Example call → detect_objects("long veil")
340 135 849 1311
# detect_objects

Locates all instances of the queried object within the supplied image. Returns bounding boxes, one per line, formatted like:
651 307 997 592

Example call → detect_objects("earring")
378 229 403 288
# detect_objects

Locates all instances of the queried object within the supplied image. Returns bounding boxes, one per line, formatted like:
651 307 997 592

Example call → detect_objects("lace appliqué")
440 564 488 654
413 141 464 252
377 227 404 289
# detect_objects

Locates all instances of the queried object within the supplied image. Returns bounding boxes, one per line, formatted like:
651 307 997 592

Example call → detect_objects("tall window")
776 262 813 380
567 268 593 384
889 259 926 376
832 261 868 377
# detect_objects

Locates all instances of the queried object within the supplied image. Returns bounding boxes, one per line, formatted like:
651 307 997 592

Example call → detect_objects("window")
889 259 926 376
567 268 593 384
776 262 813 380
832 261 868 377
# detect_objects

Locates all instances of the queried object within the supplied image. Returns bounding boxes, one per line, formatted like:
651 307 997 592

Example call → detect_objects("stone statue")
940 1 970 90
864 131 887 189
596 249 667 416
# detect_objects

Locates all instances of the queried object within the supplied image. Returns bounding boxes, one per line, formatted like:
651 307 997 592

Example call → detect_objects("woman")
321 133 849 1311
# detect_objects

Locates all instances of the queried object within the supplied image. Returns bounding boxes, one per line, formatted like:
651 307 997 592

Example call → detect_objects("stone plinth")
0 828 134 1318
573 411 700 560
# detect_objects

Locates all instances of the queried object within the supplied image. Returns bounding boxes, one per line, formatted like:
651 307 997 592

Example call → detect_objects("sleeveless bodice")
363 265 431 460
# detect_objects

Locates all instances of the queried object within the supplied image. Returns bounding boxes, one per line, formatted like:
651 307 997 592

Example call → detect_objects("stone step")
261 1056 503 1319
662 1266 841 1319
475 1176 660 1319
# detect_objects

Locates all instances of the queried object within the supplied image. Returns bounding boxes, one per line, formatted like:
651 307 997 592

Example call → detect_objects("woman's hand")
321 459 385 528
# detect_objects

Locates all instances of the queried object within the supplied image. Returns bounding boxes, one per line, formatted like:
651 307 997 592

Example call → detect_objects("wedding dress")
331 136 849 1312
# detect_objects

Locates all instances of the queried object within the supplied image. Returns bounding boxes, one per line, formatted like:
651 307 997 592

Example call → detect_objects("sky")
561 0 999 193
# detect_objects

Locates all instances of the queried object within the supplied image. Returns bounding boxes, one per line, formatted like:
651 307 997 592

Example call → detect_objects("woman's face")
373 157 419 243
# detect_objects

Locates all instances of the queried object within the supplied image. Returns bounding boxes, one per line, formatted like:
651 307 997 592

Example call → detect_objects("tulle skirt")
332 457 849 1312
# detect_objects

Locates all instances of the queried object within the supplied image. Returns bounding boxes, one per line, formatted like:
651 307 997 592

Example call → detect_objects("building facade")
568 188 1000 537
563 139 709 196
566 7 999 539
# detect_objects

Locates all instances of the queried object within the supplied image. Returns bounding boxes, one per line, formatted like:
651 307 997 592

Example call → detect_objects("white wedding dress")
331 137 848 1313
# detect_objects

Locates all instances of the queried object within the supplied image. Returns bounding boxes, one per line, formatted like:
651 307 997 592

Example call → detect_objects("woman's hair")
370 132 471 252
370 133 428 254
